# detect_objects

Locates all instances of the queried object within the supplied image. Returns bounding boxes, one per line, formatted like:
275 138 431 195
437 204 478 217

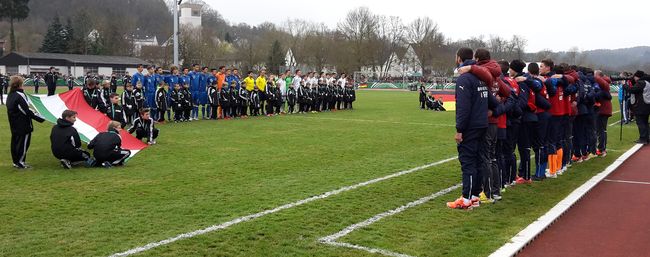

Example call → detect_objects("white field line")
489 143 643 257
604 179 650 185
319 184 461 257
291 115 456 127
108 156 459 257
321 241 416 257
608 110 622 127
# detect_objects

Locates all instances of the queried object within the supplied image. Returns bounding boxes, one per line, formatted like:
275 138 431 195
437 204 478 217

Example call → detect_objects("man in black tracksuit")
88 121 131 167
419 85 427 109
447 48 489 209
50 110 94 169
7 76 46 169
44 67 58 96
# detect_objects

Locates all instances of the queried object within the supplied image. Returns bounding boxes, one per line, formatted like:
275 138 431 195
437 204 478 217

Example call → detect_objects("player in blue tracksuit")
164 66 181 121
226 69 241 90
447 48 489 209
131 64 145 90
144 66 157 120
153 67 165 121
197 66 209 119
188 64 202 120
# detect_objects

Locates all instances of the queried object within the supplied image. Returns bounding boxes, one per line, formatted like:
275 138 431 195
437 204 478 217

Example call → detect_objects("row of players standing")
81 65 356 124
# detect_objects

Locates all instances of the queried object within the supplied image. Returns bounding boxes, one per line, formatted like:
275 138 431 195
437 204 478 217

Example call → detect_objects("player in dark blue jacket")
164 68 180 121
447 48 489 210
131 64 145 90
188 64 201 120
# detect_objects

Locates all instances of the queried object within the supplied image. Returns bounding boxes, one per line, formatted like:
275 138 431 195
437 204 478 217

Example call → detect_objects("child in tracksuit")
134 82 145 112
287 86 296 114
220 84 231 119
297 80 307 113
239 84 249 118
207 80 219 120
266 82 276 116
170 83 183 122
128 108 159 145
121 83 137 125
250 86 261 116
106 93 127 128
230 82 240 118
155 82 168 123
274 82 283 114
181 84 193 121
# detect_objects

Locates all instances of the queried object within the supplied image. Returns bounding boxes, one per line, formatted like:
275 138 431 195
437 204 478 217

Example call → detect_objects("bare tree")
374 15 405 77
337 7 379 72
406 17 445 76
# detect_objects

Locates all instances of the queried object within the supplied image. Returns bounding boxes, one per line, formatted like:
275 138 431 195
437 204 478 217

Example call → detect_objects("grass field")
0 90 639 257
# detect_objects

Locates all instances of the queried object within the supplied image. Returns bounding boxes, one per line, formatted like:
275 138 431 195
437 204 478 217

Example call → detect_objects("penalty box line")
319 184 461 257
108 156 459 257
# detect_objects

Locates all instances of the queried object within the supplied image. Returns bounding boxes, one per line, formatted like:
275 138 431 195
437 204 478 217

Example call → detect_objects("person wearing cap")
44 67 58 96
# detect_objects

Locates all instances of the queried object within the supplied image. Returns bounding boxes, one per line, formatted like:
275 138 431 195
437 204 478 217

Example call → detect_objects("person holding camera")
628 70 650 144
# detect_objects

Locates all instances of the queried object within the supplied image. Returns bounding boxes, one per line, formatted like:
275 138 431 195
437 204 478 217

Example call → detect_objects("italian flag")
27 88 148 157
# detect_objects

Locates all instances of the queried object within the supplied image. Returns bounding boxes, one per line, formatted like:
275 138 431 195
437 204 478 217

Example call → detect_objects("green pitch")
0 90 638 257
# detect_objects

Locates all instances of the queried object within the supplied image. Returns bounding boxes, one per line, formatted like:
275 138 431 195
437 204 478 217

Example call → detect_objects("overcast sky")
202 0 647 52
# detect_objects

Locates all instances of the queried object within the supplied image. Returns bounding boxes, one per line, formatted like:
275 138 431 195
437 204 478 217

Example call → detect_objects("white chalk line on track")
290 115 456 127
489 143 643 257
108 156 459 257
604 179 650 185
319 184 462 257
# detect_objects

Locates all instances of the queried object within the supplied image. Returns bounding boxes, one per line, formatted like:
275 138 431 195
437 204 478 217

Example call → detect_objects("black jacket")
208 86 219 106
50 118 82 159
155 87 167 110
6 89 45 135
106 103 127 127
88 129 123 160
44 72 57 87
121 90 136 113
83 87 101 109
629 78 650 115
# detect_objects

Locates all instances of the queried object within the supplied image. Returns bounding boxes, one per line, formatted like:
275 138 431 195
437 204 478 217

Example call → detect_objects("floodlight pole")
173 0 181 66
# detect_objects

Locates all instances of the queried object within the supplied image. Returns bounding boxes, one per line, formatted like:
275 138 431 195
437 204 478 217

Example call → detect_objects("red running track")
518 145 650 257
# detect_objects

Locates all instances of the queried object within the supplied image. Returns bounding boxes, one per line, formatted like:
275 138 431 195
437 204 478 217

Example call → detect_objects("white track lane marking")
604 179 650 185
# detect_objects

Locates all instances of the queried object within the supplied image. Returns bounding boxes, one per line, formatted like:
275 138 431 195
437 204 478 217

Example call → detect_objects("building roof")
8 52 148 65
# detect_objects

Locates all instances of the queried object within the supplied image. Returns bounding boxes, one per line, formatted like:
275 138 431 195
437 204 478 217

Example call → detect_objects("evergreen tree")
39 16 67 53
64 18 76 53
268 40 284 74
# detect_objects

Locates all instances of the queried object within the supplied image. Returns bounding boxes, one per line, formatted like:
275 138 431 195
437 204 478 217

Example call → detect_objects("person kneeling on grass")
128 108 159 145
433 97 446 111
88 121 131 168
50 110 96 169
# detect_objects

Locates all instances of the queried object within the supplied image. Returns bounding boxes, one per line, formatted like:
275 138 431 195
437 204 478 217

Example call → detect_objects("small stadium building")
0 52 150 77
